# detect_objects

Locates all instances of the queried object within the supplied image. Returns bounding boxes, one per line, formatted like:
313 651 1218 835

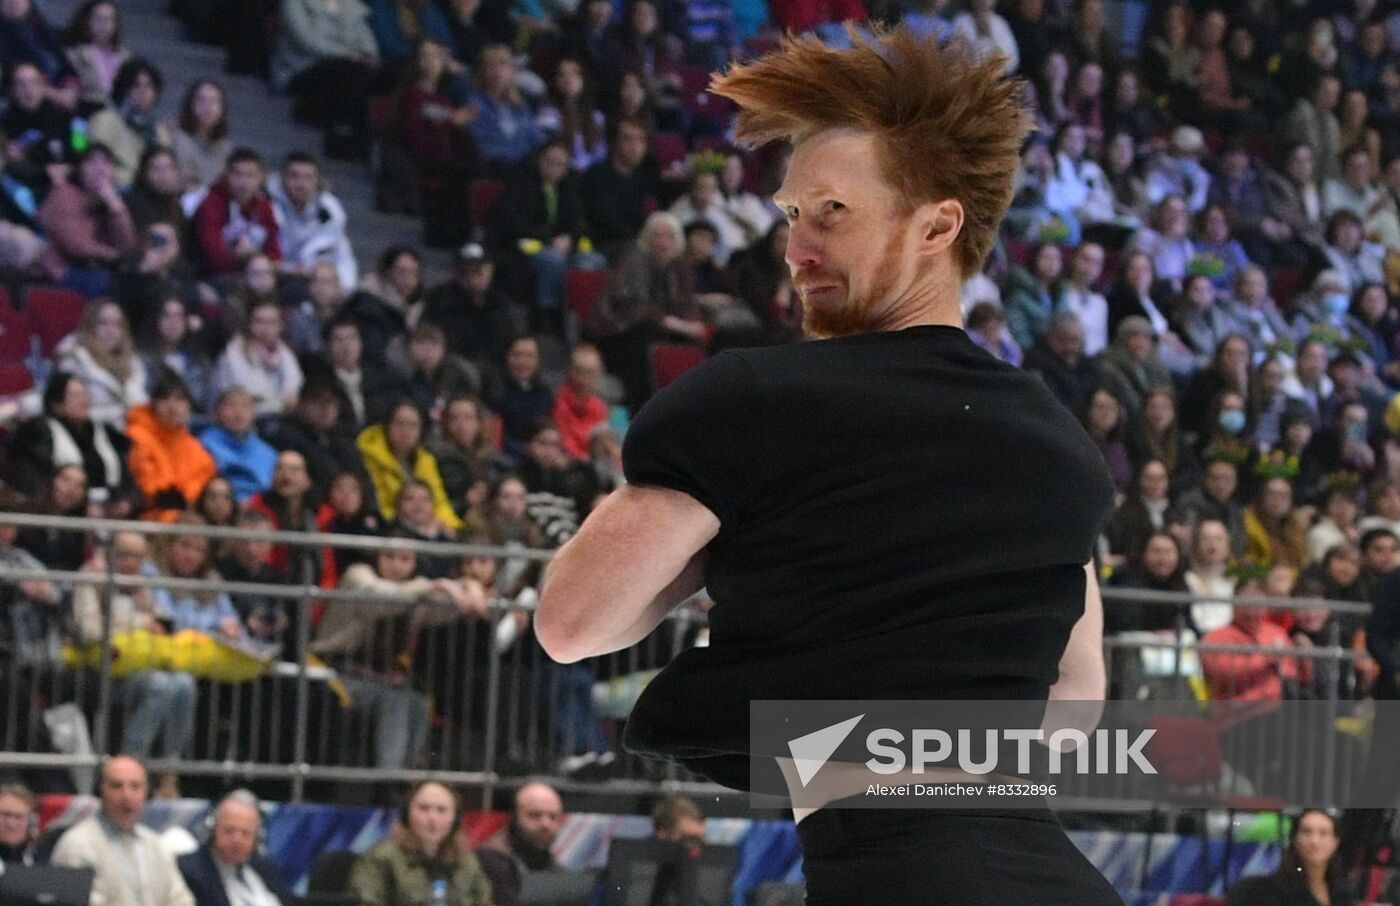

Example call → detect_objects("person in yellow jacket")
357 399 462 530
126 372 217 522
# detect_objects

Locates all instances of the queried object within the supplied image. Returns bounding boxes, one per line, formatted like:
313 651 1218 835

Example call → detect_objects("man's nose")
784 223 822 271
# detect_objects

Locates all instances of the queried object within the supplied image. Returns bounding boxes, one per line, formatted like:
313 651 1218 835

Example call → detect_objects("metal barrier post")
663 606 694 784
290 548 315 802
92 531 117 758
480 599 504 811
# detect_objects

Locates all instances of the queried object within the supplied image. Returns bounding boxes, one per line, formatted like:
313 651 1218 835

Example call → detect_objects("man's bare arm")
1042 561 1108 741
536 484 719 663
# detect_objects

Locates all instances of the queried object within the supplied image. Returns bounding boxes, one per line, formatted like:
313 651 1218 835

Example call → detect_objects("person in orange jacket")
126 371 217 522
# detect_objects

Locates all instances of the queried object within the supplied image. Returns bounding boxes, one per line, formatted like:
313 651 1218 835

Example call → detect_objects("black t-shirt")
619 324 1116 790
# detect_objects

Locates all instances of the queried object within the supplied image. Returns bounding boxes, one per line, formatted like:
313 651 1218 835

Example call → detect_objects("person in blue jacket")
198 386 278 503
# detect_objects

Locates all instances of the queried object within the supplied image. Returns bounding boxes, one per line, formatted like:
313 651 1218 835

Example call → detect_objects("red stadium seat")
0 299 30 362
652 131 688 171
565 269 607 321
468 179 505 227
25 286 86 357
649 343 705 389
0 362 33 395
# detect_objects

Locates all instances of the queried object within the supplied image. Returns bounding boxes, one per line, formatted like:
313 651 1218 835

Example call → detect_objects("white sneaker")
557 752 598 776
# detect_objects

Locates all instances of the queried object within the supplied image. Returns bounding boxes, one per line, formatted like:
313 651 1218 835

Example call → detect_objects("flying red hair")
710 26 1030 277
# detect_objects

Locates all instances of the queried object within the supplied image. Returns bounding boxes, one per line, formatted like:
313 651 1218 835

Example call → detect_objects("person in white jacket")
214 299 304 417
267 152 358 292
54 300 148 430
51 756 195 906
1046 123 1116 228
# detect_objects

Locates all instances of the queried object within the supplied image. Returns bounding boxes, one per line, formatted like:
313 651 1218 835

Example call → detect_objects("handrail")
1098 585 1371 615
0 512 556 562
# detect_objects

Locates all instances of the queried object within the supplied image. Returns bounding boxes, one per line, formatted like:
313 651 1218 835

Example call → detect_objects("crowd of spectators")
0 756 590 906
10 0 1400 812
0 759 716 906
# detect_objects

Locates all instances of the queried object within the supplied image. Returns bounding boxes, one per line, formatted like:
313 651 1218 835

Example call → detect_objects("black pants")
796 805 1124 905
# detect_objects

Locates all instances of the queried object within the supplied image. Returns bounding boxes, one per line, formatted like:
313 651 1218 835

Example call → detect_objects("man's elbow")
1050 661 1107 703
535 588 589 664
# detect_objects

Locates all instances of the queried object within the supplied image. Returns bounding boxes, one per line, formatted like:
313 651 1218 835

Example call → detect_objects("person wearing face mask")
349 781 493 906
1196 390 1254 469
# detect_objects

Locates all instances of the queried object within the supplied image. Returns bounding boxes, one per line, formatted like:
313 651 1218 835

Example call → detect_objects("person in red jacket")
192 147 280 276
552 343 609 460
1201 594 1301 702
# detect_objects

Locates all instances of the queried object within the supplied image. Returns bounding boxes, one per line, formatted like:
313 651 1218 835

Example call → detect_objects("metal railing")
0 511 1382 811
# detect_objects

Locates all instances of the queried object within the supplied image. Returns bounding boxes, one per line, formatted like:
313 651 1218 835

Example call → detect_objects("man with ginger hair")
536 27 1119 904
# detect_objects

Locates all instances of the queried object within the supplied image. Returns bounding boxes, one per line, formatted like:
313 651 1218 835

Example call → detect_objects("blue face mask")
1219 409 1247 435
1325 292 1351 317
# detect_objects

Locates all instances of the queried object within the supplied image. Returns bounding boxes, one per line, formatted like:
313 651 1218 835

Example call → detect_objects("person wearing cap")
422 242 523 371
1098 316 1172 420
1145 125 1211 214
1278 72 1342 184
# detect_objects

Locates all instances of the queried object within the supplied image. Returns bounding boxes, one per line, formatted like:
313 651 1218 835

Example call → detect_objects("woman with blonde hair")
54 298 147 428
153 512 244 643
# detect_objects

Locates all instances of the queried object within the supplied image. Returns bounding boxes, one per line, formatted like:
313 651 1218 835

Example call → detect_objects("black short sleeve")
621 351 760 528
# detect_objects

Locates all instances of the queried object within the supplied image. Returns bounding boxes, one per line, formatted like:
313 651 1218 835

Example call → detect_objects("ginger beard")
795 216 910 339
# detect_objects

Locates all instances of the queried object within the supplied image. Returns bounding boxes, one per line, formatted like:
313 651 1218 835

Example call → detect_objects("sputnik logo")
786 715 864 787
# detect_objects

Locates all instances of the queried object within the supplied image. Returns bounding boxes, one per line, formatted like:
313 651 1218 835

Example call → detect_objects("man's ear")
914 199 964 259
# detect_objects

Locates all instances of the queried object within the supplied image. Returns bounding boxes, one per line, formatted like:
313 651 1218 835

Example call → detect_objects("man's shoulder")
176 845 215 875
51 815 103 857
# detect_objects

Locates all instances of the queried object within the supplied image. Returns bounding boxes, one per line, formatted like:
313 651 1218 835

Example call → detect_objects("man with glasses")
52 756 194 906
0 782 38 865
